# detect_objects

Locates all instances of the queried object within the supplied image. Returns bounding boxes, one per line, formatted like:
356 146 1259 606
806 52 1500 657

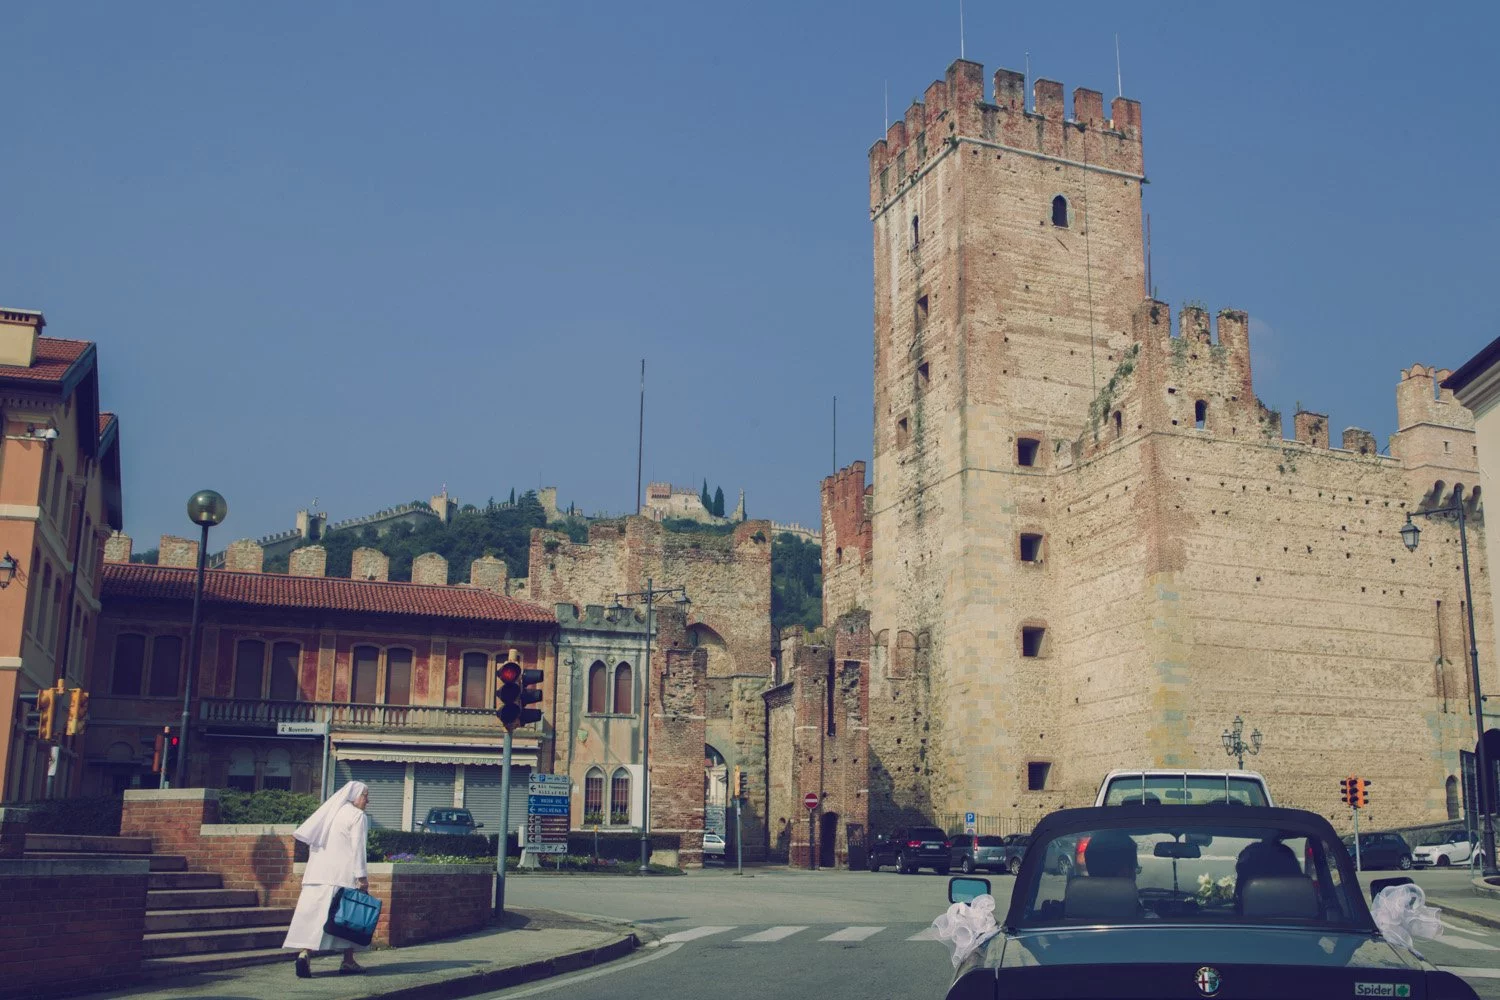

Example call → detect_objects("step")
144 926 290 958
24 851 188 871
146 906 295 933
148 871 223 890
141 947 294 979
24 833 152 854
148 888 258 910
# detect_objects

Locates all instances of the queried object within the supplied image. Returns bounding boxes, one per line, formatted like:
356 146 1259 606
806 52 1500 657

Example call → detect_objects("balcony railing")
198 697 535 735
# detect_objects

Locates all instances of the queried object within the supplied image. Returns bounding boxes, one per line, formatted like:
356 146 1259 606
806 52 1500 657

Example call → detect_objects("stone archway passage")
820 811 839 869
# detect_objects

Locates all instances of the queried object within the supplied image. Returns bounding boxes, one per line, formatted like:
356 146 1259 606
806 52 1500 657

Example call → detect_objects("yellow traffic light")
36 686 58 741
1339 776 1352 805
66 689 88 736
1354 778 1371 809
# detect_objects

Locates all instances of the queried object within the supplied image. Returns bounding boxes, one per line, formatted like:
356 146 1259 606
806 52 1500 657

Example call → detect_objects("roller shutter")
335 759 405 830
412 764 456 830
463 763 531 834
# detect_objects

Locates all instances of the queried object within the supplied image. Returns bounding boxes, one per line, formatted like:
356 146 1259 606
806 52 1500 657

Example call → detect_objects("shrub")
567 830 681 861
215 789 321 825
368 828 518 862
1 796 121 836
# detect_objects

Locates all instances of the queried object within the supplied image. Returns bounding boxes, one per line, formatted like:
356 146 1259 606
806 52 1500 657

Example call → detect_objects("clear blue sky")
4 2 1496 550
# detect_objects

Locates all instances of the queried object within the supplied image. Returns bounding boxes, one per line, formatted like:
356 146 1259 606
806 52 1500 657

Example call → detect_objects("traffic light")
1354 778 1371 809
1339 776 1353 805
495 649 543 732
36 684 60 741
151 727 176 774
66 689 88 736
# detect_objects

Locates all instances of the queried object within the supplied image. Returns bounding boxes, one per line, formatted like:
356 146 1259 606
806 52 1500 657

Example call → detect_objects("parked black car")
869 825 950 874
418 807 483 835
1341 831 1413 871
950 834 1009 874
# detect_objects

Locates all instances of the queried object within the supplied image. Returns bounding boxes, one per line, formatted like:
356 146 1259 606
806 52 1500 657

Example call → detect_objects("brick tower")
865 60 1145 824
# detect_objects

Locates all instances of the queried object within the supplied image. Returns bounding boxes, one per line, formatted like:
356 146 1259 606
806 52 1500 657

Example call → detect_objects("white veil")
294 780 368 850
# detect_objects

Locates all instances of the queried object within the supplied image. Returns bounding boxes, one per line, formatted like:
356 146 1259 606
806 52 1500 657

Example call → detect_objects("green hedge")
368 828 519 862
569 830 681 861
215 789 321 825
0 796 121 836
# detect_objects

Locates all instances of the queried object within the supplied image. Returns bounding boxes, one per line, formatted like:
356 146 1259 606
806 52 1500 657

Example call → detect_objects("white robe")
283 803 371 952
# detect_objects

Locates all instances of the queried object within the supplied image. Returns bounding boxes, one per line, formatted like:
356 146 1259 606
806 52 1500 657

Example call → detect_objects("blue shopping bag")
324 887 383 946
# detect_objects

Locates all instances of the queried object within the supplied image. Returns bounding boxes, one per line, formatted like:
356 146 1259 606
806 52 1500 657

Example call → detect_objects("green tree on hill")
771 533 822 631
712 486 725 517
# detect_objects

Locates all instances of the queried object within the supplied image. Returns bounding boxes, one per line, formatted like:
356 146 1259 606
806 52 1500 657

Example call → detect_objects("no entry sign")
803 792 819 810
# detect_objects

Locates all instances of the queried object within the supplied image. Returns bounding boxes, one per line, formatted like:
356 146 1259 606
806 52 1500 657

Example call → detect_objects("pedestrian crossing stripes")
736 926 809 942
660 925 940 945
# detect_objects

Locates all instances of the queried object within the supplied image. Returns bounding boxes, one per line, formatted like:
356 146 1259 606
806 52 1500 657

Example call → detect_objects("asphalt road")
483 865 1500 1000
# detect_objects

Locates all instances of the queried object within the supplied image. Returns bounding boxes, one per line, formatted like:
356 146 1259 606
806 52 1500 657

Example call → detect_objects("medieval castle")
821 59 1490 835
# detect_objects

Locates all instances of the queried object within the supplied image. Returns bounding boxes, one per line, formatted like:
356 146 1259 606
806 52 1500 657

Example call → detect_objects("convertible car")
944 804 1479 999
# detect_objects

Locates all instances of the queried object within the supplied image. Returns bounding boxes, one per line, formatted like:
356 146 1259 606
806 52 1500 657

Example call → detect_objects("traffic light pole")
494 727 513 914
735 794 744 876
1351 806 1361 873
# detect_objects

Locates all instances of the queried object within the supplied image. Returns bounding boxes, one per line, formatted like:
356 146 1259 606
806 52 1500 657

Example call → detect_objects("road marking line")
820 926 885 942
659 926 737 943
1441 919 1486 936
487 941 682 997
736 926 808 942
907 927 942 941
1434 935 1499 951
1441 966 1500 979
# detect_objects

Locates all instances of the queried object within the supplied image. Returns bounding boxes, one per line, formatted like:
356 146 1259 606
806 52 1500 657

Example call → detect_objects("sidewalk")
87 908 644 1000
1421 877 1500 931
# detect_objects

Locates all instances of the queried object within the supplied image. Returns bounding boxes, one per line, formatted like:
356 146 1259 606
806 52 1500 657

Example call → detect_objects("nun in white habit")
283 780 372 978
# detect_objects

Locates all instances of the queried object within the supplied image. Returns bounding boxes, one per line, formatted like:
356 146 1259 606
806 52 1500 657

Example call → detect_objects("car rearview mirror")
949 876 991 904
1370 876 1414 901
1154 842 1201 859
474 822 483 829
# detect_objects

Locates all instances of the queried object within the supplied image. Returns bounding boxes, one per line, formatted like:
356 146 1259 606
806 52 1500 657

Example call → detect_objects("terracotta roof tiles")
0 337 90 384
102 562 556 625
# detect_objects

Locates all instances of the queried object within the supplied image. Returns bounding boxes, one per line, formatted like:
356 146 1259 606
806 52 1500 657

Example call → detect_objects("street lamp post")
1402 484 1498 877
174 490 227 789
613 578 689 873
1221 715 1262 771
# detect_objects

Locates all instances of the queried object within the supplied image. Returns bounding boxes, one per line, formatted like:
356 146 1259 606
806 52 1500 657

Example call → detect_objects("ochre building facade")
831 58 1491 835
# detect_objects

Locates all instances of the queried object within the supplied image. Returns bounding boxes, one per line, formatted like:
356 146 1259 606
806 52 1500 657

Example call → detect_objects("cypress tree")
701 479 712 512
712 486 725 517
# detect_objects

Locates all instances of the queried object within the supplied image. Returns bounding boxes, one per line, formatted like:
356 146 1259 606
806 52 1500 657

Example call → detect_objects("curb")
1435 901 1500 932
353 931 639 1000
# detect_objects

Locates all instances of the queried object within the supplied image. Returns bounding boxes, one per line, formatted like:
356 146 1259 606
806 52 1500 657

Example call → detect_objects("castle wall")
821 462 872 622
858 58 1493 837
528 516 773 857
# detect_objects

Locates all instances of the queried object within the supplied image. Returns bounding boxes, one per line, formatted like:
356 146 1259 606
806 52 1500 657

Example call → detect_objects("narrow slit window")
1021 626 1046 658
1019 533 1043 563
1113 410 1123 437
1051 195 1069 228
1027 762 1051 791
911 214 920 248
879 168 889 199
1195 400 1207 430
916 294 929 323
826 658 836 737
915 362 930 393
1017 438 1040 467
896 417 910 449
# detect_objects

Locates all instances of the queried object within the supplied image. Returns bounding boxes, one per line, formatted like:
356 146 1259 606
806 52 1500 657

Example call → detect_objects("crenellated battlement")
1396 363 1468 431
868 59 1144 207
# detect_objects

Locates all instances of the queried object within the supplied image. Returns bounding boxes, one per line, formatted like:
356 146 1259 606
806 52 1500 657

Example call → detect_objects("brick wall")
332 863 492 947
0 858 148 998
650 630 708 868
120 787 219 852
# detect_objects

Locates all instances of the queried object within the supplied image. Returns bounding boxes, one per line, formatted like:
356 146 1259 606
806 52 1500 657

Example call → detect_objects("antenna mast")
833 396 837 473
1115 33 1123 97
636 359 645 517
959 0 965 59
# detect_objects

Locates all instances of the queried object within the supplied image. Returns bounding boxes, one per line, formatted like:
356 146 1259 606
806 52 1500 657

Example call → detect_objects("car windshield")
974 836 1005 846
427 810 471 824
1101 775 1268 807
1015 819 1361 929
1419 830 1466 846
908 828 945 840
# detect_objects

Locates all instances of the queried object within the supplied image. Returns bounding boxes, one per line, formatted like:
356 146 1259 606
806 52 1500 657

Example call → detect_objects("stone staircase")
25 833 295 975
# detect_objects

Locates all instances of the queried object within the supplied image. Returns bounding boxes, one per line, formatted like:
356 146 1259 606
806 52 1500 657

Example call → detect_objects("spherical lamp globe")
186 490 228 527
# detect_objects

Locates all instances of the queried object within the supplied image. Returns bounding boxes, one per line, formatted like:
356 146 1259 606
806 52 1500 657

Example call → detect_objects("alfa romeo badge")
1195 966 1221 997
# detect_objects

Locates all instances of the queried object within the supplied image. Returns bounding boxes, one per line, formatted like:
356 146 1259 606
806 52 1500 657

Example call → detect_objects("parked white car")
703 832 726 859
1412 827 1479 868
1095 770 1274 808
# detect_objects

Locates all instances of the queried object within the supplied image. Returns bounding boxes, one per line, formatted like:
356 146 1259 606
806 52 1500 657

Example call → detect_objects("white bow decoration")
1370 882 1444 955
932 893 999 967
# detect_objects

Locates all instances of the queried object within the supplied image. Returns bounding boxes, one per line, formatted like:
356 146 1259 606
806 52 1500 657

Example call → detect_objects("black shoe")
295 956 311 979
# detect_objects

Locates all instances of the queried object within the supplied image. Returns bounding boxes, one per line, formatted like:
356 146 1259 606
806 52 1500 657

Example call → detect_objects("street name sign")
276 722 329 736
527 773 570 854
803 792 819 810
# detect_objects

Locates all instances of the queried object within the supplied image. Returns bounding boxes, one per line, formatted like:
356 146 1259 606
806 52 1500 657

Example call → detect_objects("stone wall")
649 612 708 867
359 863 492 947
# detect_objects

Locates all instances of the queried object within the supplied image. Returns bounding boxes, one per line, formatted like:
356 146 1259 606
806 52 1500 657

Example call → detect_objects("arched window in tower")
610 768 632 825
613 662 633 715
587 661 606 714
1446 775 1460 820
911 214 920 248
584 768 604 823
1051 195 1069 228
1195 399 1208 430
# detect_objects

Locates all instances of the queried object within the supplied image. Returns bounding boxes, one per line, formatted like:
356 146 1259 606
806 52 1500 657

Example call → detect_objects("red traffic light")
498 662 521 685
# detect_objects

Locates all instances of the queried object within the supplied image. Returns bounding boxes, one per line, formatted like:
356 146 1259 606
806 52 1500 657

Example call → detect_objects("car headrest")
1240 876 1318 920
1063 877 1139 921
